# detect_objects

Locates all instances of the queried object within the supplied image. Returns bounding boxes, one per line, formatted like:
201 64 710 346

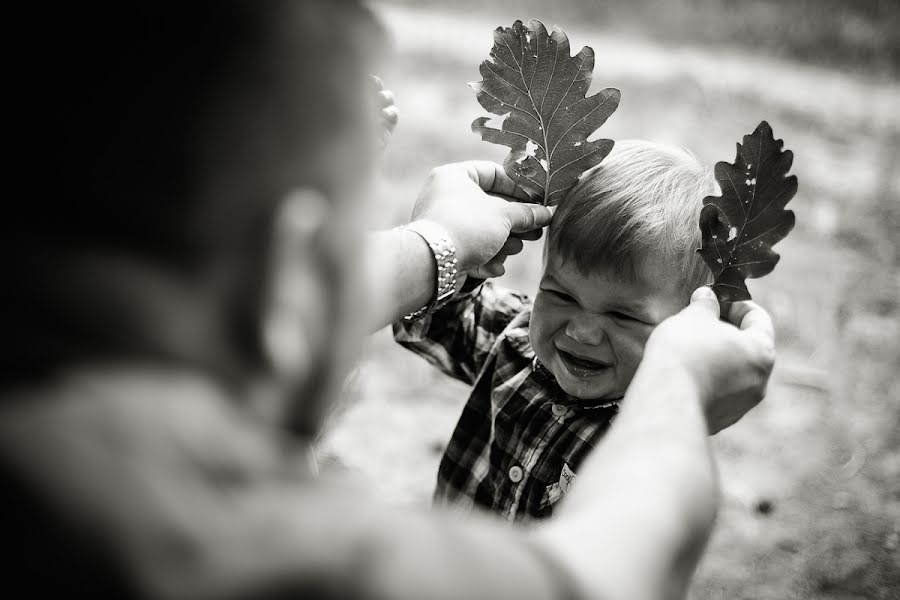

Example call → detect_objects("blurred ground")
321 1 900 598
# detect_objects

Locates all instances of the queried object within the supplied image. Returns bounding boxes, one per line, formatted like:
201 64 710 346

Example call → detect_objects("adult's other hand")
644 287 776 434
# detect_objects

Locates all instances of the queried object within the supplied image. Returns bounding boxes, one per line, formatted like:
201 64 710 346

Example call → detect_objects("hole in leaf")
485 112 510 129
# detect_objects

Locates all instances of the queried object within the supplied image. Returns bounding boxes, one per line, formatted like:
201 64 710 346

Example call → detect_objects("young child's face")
530 250 688 401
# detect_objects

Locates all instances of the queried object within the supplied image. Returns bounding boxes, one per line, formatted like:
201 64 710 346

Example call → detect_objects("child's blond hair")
548 139 717 294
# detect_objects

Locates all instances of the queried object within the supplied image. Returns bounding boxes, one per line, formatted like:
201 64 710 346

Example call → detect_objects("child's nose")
565 313 607 346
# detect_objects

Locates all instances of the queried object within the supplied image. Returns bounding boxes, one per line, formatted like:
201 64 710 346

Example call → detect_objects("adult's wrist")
407 217 473 272
363 228 436 331
400 220 460 321
628 349 709 417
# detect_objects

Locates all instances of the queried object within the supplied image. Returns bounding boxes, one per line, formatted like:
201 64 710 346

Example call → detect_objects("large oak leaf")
698 121 798 302
471 20 620 205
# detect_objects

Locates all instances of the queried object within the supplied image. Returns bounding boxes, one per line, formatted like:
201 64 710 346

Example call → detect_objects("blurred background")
321 1 900 598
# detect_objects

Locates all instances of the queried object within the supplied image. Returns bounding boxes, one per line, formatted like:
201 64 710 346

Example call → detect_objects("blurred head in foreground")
7 0 386 435
531 140 717 400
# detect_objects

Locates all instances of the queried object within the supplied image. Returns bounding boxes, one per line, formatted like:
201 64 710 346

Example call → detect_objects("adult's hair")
6 1 385 385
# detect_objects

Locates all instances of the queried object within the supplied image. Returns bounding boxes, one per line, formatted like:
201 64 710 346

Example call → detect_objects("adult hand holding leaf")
471 20 620 205
698 121 798 302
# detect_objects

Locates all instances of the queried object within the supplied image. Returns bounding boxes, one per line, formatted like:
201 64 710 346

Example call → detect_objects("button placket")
551 403 574 423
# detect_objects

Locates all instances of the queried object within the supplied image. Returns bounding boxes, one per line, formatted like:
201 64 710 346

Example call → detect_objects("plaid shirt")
394 282 619 523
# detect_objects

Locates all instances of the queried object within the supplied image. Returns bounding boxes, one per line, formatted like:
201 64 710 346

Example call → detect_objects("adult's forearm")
535 363 719 600
364 228 436 331
0 382 564 600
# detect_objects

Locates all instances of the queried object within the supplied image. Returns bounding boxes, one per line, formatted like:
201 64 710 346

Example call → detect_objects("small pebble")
755 499 774 515
776 538 800 554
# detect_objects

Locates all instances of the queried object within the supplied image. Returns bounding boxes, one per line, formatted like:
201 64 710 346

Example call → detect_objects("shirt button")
508 465 524 483
551 404 567 417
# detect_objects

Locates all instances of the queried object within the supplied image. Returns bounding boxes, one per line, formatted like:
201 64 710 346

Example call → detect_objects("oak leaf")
698 121 798 302
471 20 620 205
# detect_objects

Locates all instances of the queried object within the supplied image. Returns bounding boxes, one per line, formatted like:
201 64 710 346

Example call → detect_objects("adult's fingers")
686 287 721 318
500 236 524 256
377 89 395 108
471 262 506 279
730 301 775 347
506 202 554 234
485 195 550 240
381 105 399 125
463 161 531 201
513 228 544 242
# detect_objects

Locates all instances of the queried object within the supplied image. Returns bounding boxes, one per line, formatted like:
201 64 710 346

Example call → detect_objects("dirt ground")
321 3 900 598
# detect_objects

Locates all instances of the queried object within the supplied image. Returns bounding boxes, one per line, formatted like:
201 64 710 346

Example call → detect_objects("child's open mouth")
558 349 611 377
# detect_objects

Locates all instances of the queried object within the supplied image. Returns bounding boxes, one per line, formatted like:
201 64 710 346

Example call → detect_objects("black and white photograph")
4 1 898 598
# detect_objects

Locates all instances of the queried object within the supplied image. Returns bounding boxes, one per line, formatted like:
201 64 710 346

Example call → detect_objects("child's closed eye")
608 310 654 326
542 288 576 303
608 311 634 321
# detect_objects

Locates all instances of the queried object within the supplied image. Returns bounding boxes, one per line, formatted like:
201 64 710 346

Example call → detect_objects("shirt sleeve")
392 281 530 385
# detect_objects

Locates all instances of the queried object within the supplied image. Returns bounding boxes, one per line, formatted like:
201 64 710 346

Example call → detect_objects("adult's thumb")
507 202 554 233
689 286 721 318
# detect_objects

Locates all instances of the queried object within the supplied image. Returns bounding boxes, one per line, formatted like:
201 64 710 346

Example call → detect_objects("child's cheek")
530 294 560 356
617 325 654 375
530 295 548 339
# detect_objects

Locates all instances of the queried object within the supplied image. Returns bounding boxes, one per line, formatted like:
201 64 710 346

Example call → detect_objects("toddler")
395 140 717 522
